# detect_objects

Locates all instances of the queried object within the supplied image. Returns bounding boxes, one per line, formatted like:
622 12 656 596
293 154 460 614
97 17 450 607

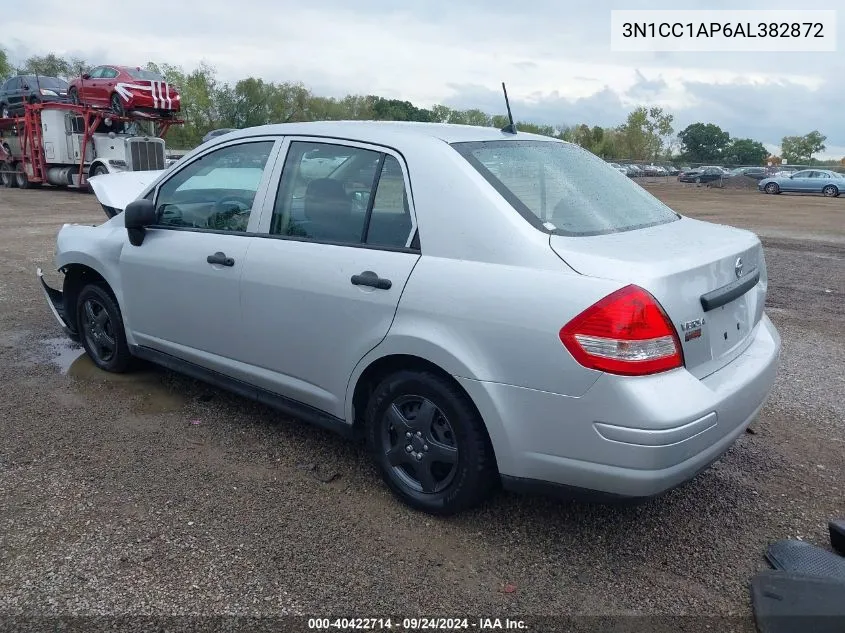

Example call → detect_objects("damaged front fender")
36 268 79 340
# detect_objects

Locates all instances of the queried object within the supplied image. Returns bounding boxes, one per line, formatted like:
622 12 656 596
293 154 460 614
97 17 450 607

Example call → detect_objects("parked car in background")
0 75 70 117
202 128 238 144
679 167 726 184
759 169 843 197
38 121 780 515
624 164 643 177
729 167 768 180
68 66 181 116
663 165 681 176
608 162 630 176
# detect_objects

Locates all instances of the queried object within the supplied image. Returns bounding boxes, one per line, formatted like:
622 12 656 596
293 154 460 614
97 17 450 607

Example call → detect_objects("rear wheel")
76 283 134 373
14 163 30 189
822 184 838 198
765 182 780 194
365 370 498 515
110 92 125 116
1 162 15 188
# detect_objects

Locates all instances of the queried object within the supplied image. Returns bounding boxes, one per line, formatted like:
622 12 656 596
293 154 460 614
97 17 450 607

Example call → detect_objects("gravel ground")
0 185 843 629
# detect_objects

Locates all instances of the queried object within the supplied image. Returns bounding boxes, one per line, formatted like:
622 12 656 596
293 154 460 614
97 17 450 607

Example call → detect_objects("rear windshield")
451 139 679 236
127 68 165 81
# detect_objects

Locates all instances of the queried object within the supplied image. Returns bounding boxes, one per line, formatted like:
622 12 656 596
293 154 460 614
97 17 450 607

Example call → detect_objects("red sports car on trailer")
68 65 181 116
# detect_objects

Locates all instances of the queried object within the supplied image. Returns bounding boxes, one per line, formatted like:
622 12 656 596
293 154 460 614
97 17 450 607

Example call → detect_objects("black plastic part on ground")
830 520 845 557
766 539 845 581
750 570 845 633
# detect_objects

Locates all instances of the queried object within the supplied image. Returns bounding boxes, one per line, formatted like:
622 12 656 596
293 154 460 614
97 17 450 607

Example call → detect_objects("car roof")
216 120 565 146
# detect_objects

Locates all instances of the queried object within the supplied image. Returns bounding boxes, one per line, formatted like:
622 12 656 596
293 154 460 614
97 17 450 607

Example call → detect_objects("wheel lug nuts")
406 432 412 439
416 431 422 437
405 445 412 452
415 453 422 461
423 445 428 451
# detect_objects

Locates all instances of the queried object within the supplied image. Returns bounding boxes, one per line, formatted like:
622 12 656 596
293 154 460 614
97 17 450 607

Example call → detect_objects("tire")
0 102 9 118
365 370 498 515
0 163 14 188
76 283 134 373
68 87 79 105
765 182 779 194
822 185 838 198
14 163 30 189
90 163 108 178
110 92 125 116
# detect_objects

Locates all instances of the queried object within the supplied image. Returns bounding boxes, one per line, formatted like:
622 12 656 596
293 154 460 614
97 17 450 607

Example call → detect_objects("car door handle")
351 270 391 290
207 251 235 267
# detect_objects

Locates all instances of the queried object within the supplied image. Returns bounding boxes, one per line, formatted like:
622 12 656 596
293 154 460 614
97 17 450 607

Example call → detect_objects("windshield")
127 68 165 81
451 139 679 236
25 76 68 91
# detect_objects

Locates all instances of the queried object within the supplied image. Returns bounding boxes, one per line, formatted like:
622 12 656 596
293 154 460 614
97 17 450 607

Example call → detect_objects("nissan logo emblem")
735 257 744 278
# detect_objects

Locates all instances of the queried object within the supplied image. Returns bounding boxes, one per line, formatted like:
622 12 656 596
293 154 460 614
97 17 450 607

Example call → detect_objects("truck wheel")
1 103 9 118
14 163 30 189
1 163 15 188
90 164 109 178
68 87 79 105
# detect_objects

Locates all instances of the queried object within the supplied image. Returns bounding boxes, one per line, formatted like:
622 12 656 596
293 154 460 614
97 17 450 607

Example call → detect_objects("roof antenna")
500 82 517 134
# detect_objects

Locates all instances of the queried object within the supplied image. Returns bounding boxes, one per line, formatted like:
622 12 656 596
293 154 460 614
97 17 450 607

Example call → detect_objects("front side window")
451 140 679 237
271 141 410 246
154 140 274 232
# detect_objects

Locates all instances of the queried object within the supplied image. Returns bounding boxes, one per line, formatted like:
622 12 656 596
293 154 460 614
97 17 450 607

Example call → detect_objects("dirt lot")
0 181 843 628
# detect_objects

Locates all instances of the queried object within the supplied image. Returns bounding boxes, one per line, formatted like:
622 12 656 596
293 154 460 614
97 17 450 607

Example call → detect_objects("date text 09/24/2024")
307 618 528 630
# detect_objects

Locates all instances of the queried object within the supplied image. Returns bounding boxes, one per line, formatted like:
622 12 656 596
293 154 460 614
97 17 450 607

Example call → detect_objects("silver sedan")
39 122 781 515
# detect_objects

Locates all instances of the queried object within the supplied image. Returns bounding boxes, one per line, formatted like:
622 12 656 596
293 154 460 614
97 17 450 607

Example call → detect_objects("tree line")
1 48 839 166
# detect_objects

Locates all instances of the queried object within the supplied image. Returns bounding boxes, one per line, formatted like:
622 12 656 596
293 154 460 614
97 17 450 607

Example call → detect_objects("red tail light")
559 285 683 376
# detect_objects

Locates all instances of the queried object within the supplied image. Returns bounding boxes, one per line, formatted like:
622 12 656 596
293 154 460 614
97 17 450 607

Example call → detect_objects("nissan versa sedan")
38 122 781 515
758 169 844 197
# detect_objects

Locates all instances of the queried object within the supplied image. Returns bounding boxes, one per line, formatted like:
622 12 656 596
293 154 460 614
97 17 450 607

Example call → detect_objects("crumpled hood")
88 170 165 214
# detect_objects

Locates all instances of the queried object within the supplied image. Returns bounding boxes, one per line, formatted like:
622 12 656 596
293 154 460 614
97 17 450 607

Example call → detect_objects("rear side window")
451 140 679 237
127 68 165 81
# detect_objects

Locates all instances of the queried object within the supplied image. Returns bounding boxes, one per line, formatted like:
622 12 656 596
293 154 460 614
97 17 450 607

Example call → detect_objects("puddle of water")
40 337 85 374
37 337 188 415
66 354 188 415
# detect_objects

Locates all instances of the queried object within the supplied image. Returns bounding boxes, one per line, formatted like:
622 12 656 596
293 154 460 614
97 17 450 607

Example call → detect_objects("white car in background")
39 121 780 515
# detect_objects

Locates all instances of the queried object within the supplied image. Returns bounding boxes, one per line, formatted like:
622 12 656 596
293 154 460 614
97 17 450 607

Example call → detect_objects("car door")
236 138 421 418
809 170 830 192
119 137 282 372
787 170 812 192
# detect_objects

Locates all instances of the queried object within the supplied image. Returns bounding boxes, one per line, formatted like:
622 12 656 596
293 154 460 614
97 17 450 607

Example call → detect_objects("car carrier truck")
0 102 182 190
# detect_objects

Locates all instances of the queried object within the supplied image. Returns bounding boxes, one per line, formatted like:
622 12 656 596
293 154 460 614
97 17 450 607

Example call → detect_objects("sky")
4 0 844 158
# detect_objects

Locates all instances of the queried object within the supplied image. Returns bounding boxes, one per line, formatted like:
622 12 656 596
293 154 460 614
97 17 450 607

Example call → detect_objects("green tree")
616 107 674 160
677 123 730 162
781 131 827 164
723 138 768 165
20 53 72 79
0 47 12 79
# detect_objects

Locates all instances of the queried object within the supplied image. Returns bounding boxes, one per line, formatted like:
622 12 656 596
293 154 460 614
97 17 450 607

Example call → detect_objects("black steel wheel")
76 283 134 373
14 163 29 189
366 370 498 515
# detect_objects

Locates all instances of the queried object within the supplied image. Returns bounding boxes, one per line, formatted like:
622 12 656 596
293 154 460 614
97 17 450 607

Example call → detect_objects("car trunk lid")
550 216 767 378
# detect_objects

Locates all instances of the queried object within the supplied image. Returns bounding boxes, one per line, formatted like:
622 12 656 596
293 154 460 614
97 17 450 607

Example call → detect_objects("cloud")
3 0 842 156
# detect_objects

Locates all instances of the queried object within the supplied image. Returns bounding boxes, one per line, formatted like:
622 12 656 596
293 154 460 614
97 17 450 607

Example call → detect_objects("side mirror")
124 199 158 246
82 73 91 80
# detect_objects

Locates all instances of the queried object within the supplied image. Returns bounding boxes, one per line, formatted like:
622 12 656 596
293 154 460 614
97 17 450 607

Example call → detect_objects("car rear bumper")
37 268 77 340
458 313 781 500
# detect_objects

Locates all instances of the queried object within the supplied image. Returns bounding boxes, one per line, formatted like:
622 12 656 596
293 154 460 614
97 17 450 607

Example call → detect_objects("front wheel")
365 370 498 515
765 182 779 194
90 163 108 178
822 185 839 198
76 283 134 373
